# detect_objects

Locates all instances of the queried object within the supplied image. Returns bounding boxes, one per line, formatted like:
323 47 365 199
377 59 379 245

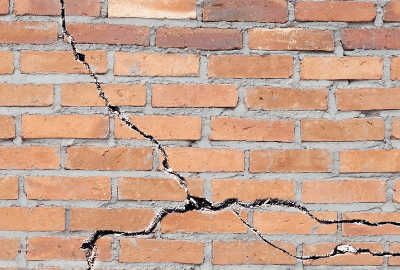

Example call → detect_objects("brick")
27 236 111 261
0 22 57 44
301 57 383 80
0 238 19 260
301 118 385 142
343 213 400 236
0 176 18 200
0 115 15 139
209 55 293 78
152 84 238 108
250 149 332 173
156 27 242 50
210 117 294 142
0 51 13 74
393 180 400 203
118 177 203 201
108 0 196 19
66 23 150 45
0 84 53 106
249 28 334 51
66 146 152 171
391 118 400 139
392 57 400 80
0 0 9 14
384 1 400 22
20 50 107 74
0 147 59 170
303 180 386 203
161 210 247 233
119 238 204 264
295 1 376 22
115 115 201 140
212 179 294 202
14 0 100 16
61 83 146 107
203 0 287 22
342 28 400 50
340 149 400 173
159 148 244 172
25 176 111 200
70 208 154 231
303 242 383 265
0 207 64 231
253 211 337 234
389 243 400 265
245 87 328 110
213 241 295 265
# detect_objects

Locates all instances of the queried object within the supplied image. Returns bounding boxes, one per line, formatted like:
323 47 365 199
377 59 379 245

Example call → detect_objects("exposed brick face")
0 147 60 170
384 1 400 22
0 22 57 44
0 176 18 200
342 28 400 50
391 57 400 80
0 115 15 139
0 84 53 106
342 213 400 236
0 51 13 74
340 150 400 173
0 0 9 14
0 238 19 260
393 180 400 203
14 0 101 16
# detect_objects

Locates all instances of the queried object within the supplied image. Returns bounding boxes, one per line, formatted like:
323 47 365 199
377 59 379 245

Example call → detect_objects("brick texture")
342 28 400 50
0 176 18 200
0 147 60 170
340 150 400 173
0 51 13 74
0 84 53 106
392 57 400 80
14 0 101 16
0 238 19 260
342 212 400 236
0 0 8 14
389 243 400 265
0 22 57 44
393 180 400 203
384 1 400 22
0 115 15 139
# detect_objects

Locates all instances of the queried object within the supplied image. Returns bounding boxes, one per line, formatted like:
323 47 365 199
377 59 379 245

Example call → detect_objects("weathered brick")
119 238 204 264
108 0 196 19
0 238 19 260
340 150 400 173
115 115 201 140
14 0 100 16
0 51 13 74
0 147 59 170
250 149 332 173
0 22 57 44
342 28 400 50
245 87 328 110
152 84 238 108
302 180 386 203
392 57 400 80
160 148 244 172
0 115 15 139
301 57 383 80
249 28 334 51
0 176 18 200
209 55 293 78
0 0 9 14
391 118 400 139
20 50 107 74
209 117 294 142
114 52 199 76
389 243 400 265
25 176 111 200
384 1 400 22
66 146 152 171
295 1 376 22
393 180 400 203
343 212 400 235
0 84 53 106
203 0 287 22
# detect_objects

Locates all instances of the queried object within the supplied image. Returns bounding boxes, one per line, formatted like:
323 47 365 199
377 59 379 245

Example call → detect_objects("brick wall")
1 0 400 269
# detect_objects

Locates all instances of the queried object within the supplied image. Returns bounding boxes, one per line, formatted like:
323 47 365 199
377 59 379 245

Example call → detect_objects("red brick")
384 1 400 22
209 55 293 78
342 212 400 236
0 51 13 74
0 176 18 200
250 149 332 173
115 115 201 140
0 115 15 139
159 148 244 172
0 0 9 14
213 241 296 265
70 208 154 231
0 84 53 107
66 146 152 171
302 180 386 203
14 0 100 16
245 87 328 110
0 22 57 44
340 149 400 173
0 147 59 170
392 57 400 80
20 50 107 74
0 238 19 260
203 0 287 22
210 117 294 142
393 180 400 203
391 118 400 139
152 84 238 108
301 57 383 80
0 207 64 231
295 1 376 22
389 243 400 265
249 28 334 51
342 28 400 50
119 238 204 264
25 176 111 200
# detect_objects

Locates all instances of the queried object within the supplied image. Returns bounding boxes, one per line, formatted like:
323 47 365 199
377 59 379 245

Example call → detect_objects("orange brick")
161 210 247 233
0 22 57 44
245 87 328 110
160 148 244 172
342 28 400 50
0 176 18 200
115 115 201 140
20 50 107 74
392 57 400 80
301 118 385 141
108 0 196 19
303 180 386 203
114 52 199 76
393 180 400 203
0 84 53 106
389 243 400 265
391 118 400 139
118 177 203 201
65 146 152 171
208 55 293 78
61 83 146 107
210 117 294 142
0 51 13 74
249 28 334 51
0 0 9 14
152 84 238 108
213 241 296 265
384 1 400 22
70 208 154 231
119 238 204 264
0 238 19 260
0 147 59 170
14 0 100 16
0 207 64 231
343 212 400 236
250 149 332 173
301 57 383 80
25 176 110 200
0 115 15 139
212 179 294 202
340 149 400 173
